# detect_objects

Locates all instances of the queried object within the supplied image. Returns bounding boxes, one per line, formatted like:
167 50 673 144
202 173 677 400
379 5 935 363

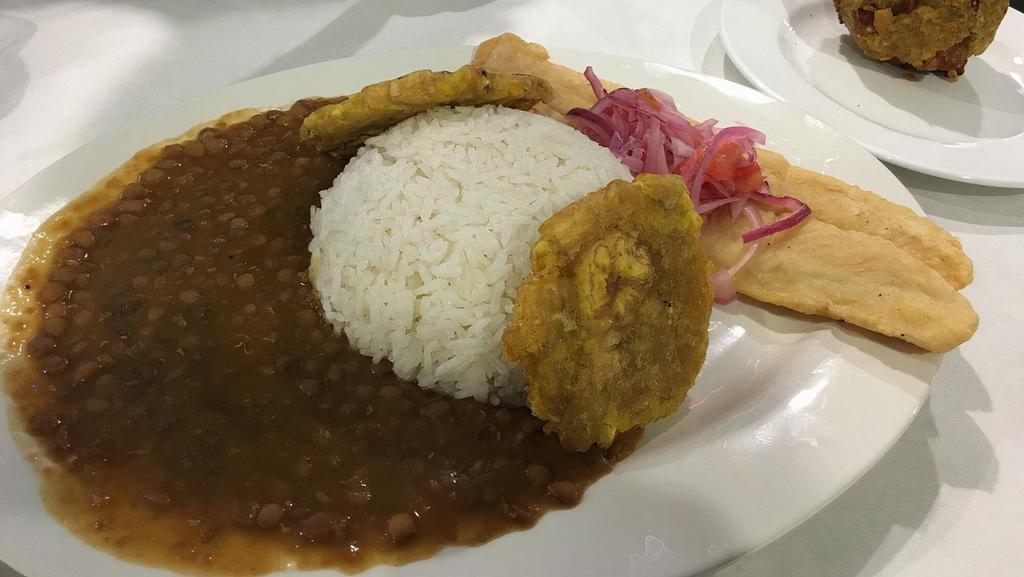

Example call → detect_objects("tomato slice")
706 142 745 181
731 162 764 194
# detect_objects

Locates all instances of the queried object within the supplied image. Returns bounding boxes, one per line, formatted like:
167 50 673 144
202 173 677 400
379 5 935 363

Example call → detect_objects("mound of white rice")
309 105 630 404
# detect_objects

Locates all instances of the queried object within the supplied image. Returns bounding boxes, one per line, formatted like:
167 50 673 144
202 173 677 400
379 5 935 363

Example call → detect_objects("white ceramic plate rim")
720 0 1024 188
0 46 935 577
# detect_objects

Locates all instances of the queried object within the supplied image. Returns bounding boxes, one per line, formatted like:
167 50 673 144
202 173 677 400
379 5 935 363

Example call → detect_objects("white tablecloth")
1 1 1021 576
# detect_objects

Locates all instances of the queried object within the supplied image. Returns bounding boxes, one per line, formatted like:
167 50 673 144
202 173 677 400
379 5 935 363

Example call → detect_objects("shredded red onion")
568 67 813 304
708 269 736 305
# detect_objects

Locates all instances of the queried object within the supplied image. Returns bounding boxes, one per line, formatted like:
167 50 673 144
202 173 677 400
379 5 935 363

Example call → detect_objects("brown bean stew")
4 99 639 574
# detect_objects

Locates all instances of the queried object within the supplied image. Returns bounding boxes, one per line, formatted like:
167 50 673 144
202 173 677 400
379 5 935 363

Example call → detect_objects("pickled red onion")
567 67 811 304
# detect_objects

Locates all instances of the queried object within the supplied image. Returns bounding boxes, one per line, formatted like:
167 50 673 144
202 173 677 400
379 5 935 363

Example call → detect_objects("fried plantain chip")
701 210 978 352
504 174 712 451
300 65 553 153
782 165 972 289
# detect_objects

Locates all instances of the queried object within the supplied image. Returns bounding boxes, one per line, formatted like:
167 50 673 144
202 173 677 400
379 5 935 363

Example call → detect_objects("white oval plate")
721 0 1024 188
0 47 936 577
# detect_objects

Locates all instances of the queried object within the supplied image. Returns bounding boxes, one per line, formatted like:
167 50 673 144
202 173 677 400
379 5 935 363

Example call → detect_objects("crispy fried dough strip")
781 165 972 289
701 212 978 352
301 65 553 153
754 151 970 288
471 33 619 117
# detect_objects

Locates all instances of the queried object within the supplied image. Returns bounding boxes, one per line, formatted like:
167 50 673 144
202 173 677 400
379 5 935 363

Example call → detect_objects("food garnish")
505 174 712 450
567 67 811 303
301 65 553 154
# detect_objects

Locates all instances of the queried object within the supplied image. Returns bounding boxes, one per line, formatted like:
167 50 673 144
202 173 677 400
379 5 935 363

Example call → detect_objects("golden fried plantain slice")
782 165 972 289
504 174 712 451
701 211 978 352
753 152 971 289
300 65 553 153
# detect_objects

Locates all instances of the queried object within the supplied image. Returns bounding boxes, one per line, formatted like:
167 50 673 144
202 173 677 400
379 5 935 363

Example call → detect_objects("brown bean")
68 229 95 248
120 182 149 200
419 400 451 420
87 211 114 227
346 487 371 505
73 361 100 382
140 168 166 185
246 204 267 217
299 378 320 396
326 363 344 382
178 290 200 304
298 512 338 543
255 503 284 528
72 310 94 326
85 398 108 412
25 334 56 357
181 140 205 157
40 355 68 373
203 138 227 155
42 316 67 337
162 143 184 158
44 303 67 318
525 464 551 487
387 513 416 542
118 199 145 214
234 274 254 289
476 424 501 447
547 480 580 504
378 385 403 401
154 158 180 171
38 281 67 304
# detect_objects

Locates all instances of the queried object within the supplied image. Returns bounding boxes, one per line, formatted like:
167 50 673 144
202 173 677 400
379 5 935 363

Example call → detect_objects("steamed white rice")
309 105 630 404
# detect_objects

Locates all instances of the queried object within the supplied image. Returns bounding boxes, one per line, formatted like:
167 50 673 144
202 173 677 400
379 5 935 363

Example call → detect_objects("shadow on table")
891 165 1024 229
0 14 35 122
251 0 498 78
704 350 996 577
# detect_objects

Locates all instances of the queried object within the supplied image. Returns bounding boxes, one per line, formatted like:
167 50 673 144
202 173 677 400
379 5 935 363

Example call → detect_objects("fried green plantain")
300 65 553 153
504 174 712 451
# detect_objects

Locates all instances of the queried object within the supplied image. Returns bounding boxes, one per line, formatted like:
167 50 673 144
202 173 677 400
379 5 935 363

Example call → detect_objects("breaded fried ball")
833 0 1008 78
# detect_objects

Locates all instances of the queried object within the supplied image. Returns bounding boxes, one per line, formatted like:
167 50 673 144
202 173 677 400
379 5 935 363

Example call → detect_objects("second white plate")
721 0 1024 188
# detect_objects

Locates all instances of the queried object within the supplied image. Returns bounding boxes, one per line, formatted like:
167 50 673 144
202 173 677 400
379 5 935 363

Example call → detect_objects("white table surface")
0 1 1021 576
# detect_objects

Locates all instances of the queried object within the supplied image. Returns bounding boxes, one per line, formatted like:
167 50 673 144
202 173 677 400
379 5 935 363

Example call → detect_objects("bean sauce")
2 99 640 574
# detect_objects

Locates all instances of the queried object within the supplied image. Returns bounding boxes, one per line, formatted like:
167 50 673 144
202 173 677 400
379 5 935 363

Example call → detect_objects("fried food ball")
300 65 553 153
833 0 1008 79
504 174 713 451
